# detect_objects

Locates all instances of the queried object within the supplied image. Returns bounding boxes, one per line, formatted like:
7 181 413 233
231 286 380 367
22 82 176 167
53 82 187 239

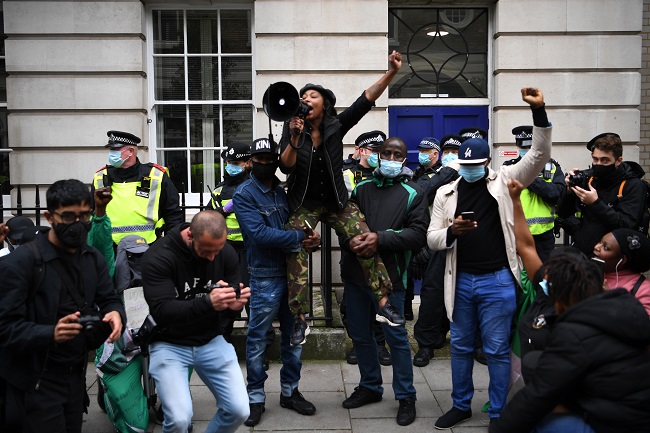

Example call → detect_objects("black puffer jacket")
490 289 650 433
279 92 374 213
557 161 648 256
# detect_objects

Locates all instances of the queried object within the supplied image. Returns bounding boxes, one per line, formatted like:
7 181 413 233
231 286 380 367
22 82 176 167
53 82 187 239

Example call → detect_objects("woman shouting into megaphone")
279 50 403 346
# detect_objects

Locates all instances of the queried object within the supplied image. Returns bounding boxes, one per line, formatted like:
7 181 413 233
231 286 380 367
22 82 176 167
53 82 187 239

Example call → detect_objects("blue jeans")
450 268 516 417
149 335 249 433
345 282 416 400
532 413 596 433
246 276 302 403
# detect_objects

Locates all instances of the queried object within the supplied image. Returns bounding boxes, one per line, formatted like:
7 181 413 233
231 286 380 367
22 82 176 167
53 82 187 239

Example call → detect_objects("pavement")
83 357 491 433
82 296 492 433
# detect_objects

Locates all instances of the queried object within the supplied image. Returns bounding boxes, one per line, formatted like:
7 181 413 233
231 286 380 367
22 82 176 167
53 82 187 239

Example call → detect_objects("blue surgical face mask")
458 164 486 183
418 152 432 167
518 148 529 158
441 153 458 167
539 279 550 297
225 163 244 177
379 159 404 178
108 149 125 168
367 152 379 168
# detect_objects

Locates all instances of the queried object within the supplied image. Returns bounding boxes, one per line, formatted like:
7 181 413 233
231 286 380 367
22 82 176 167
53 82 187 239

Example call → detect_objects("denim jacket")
232 173 304 278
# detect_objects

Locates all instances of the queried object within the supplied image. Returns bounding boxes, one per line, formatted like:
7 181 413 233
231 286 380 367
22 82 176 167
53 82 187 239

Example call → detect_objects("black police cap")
512 125 533 148
220 141 251 161
440 134 464 149
105 130 141 148
355 130 386 149
459 127 488 140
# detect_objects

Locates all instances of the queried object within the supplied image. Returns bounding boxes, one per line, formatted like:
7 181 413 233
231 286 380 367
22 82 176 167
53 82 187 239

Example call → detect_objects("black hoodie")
141 223 240 346
491 289 650 433
557 161 648 256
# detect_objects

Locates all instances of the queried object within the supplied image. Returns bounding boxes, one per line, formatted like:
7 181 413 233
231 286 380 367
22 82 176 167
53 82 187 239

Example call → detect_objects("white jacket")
427 125 552 321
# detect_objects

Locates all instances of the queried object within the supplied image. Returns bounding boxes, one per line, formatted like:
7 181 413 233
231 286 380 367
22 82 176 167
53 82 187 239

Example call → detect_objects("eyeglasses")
53 211 93 224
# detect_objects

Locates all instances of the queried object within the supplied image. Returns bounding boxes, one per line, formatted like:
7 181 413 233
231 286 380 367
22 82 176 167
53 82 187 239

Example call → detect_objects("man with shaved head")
142 210 251 433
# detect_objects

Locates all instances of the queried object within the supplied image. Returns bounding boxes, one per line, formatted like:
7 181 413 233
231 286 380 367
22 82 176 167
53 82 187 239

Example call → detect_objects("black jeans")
10 362 85 433
414 250 448 348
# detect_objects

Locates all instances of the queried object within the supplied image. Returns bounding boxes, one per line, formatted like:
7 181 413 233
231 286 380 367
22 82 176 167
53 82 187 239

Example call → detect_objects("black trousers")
414 250 448 348
9 363 85 433
533 229 556 264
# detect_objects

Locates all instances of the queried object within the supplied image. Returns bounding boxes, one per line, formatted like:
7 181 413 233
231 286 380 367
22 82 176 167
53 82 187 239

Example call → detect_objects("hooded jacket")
340 167 429 290
557 161 648 256
491 289 650 433
141 223 240 346
279 92 375 213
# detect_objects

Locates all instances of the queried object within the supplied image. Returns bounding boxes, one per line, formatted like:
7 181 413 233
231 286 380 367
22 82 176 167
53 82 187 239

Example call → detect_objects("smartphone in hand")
304 221 314 236
461 211 475 221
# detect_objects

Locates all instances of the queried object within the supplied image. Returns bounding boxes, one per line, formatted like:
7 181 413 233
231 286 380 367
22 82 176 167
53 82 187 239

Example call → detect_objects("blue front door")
389 105 489 169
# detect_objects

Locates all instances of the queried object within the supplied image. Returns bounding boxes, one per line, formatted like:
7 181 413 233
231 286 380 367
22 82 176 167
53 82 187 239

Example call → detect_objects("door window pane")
221 10 251 54
189 104 220 149
388 8 488 98
222 57 252 100
223 105 254 145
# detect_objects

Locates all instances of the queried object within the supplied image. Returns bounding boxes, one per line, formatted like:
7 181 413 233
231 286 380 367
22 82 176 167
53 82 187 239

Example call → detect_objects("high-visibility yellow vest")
521 162 558 235
93 165 166 245
210 185 243 242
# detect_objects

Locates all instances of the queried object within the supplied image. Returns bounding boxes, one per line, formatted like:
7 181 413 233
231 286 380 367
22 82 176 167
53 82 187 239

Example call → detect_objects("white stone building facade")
1 0 646 209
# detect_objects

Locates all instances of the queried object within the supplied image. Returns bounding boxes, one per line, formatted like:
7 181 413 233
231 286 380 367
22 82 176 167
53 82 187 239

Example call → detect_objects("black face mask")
251 160 279 181
592 163 617 179
53 220 91 248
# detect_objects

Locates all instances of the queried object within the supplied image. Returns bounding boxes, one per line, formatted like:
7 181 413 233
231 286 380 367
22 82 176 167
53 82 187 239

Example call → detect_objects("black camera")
132 314 158 347
568 168 593 189
78 314 102 333
208 282 240 299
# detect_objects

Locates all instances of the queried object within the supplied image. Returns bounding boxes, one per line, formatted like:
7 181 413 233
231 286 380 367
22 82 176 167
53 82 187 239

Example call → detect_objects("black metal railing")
1 184 335 327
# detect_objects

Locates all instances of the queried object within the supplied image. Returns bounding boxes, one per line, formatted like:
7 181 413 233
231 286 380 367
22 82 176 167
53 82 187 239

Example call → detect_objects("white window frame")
145 3 255 208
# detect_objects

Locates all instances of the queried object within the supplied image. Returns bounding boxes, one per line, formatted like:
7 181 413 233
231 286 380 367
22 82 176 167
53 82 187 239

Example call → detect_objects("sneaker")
280 389 316 415
290 318 310 346
396 398 416 426
378 345 392 366
244 403 265 426
413 346 434 367
375 300 405 327
346 347 358 365
342 386 382 409
435 407 472 429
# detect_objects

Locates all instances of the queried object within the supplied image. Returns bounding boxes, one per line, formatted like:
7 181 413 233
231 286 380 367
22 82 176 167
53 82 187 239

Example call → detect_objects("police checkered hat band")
221 141 251 161
440 134 464 149
512 125 533 148
418 137 441 151
459 127 487 140
355 130 386 149
105 130 141 148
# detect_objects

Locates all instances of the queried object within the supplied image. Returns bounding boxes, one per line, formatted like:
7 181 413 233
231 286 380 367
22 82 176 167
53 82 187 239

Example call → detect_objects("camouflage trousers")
286 202 393 316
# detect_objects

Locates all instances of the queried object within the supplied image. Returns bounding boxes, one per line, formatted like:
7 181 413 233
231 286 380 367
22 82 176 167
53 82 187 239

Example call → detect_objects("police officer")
93 130 183 246
411 135 462 367
340 130 392 366
210 141 258 344
503 125 564 262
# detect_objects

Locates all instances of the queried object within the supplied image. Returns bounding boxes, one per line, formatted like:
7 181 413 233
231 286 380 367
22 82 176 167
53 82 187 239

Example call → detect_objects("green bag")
100 356 149 433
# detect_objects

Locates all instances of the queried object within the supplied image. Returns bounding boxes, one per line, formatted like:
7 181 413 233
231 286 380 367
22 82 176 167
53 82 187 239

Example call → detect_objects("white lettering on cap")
464 147 472 158
256 139 271 150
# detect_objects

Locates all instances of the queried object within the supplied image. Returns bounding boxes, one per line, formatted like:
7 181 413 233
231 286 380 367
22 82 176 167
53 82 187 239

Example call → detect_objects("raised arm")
365 50 402 102
508 179 543 277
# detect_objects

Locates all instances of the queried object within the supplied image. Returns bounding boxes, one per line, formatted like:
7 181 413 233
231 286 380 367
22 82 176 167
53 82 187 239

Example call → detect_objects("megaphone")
263 82 311 122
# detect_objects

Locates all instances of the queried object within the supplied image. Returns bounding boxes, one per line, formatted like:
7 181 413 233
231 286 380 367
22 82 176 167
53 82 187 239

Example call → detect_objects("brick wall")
641 0 650 178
